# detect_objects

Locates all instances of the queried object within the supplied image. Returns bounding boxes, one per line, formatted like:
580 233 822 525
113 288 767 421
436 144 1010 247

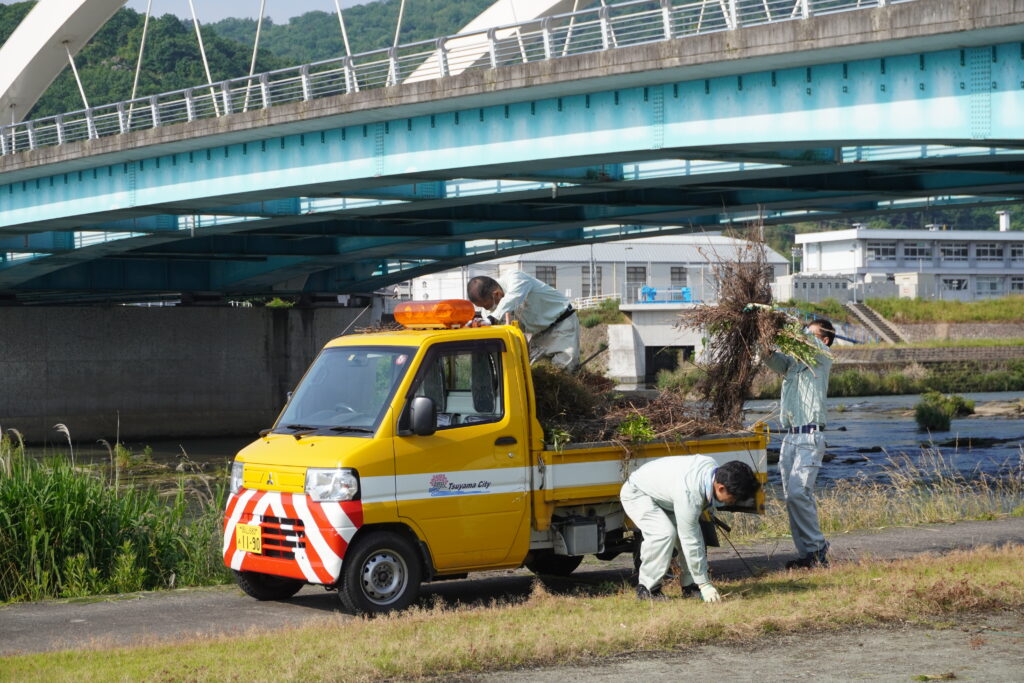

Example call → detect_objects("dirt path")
1 518 1022 659
475 612 1024 682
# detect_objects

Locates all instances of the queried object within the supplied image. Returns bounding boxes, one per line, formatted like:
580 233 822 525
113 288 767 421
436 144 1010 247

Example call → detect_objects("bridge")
1 0 1023 303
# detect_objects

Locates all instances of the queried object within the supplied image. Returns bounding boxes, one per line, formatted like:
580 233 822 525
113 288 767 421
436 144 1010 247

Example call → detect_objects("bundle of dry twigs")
678 228 791 427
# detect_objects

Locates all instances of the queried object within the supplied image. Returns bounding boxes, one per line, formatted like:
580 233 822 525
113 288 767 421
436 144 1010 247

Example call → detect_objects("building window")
1011 244 1024 263
975 243 1004 262
866 241 896 261
625 266 646 298
1011 277 1024 292
976 276 1003 296
581 266 602 298
535 266 556 288
940 242 968 261
670 266 688 288
942 278 968 291
903 242 932 259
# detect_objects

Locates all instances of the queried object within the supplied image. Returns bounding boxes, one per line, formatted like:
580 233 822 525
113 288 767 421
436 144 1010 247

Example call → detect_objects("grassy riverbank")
725 451 1024 542
4 545 1023 680
868 295 1024 323
0 435 230 602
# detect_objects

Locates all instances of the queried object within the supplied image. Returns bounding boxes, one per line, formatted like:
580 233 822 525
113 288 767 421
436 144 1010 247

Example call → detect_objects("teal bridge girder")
0 0 1023 302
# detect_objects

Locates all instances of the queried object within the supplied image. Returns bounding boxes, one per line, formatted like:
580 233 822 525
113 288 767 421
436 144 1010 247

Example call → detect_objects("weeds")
914 392 975 431
0 435 231 602
868 295 1024 323
724 449 1024 540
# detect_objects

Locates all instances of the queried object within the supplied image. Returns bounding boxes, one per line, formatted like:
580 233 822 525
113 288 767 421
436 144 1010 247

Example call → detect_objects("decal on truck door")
222 490 363 584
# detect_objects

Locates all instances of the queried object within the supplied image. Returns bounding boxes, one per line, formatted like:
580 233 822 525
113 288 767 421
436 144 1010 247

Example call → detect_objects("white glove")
699 583 721 603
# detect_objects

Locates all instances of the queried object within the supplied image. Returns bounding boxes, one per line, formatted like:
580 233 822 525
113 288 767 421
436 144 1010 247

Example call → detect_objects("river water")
745 391 1024 486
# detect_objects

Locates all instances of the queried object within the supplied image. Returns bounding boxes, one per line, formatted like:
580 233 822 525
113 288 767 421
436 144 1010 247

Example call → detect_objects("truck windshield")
275 346 413 435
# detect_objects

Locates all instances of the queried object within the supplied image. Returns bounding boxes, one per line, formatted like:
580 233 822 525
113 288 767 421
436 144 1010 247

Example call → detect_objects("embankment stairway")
844 303 906 344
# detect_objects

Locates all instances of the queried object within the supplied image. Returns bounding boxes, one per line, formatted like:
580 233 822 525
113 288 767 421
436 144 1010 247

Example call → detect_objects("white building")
791 223 1024 302
403 234 790 304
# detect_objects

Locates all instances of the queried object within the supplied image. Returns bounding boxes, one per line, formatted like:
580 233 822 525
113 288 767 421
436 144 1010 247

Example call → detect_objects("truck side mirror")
409 396 437 436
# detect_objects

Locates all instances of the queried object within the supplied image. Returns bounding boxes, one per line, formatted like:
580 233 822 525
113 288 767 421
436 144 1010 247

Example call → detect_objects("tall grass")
726 448 1024 540
0 433 231 602
867 295 1024 323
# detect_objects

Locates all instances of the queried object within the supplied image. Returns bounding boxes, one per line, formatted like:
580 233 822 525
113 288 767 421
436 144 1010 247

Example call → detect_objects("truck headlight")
230 460 245 495
305 468 359 502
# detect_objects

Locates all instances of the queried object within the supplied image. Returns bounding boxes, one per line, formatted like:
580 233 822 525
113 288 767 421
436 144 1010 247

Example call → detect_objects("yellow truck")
223 300 767 613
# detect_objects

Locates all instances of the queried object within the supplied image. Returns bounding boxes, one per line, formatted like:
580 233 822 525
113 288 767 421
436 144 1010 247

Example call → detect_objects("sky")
124 0 378 24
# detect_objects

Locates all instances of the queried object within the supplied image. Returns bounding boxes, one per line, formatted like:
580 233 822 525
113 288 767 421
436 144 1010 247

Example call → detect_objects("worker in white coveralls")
620 456 760 601
467 273 580 371
763 318 835 569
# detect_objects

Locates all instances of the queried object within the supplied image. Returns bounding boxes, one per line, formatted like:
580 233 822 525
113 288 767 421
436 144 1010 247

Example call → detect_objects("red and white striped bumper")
222 489 363 584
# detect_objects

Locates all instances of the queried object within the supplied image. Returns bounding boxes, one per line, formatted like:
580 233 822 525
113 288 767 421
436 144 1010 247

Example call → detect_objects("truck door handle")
494 436 517 445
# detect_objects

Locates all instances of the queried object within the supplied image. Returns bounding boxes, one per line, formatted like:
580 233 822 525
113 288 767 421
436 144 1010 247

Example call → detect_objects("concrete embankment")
0 305 367 442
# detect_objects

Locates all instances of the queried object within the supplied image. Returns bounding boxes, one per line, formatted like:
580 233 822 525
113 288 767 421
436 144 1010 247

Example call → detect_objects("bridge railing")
0 0 916 158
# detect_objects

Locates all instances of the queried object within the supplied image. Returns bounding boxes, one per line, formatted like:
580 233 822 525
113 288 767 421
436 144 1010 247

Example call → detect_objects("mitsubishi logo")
265 472 275 486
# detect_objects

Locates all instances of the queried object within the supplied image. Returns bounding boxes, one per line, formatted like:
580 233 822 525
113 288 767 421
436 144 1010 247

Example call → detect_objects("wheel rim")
360 549 408 605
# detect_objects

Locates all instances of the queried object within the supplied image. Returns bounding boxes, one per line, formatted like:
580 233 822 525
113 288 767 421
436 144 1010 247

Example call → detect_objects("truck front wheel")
525 551 583 577
233 570 305 601
338 531 422 614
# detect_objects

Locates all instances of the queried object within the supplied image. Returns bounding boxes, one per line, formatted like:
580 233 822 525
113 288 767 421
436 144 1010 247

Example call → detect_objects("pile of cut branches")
531 363 730 447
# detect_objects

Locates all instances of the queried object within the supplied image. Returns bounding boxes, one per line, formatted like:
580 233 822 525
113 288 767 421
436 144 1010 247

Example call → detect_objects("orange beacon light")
393 299 477 329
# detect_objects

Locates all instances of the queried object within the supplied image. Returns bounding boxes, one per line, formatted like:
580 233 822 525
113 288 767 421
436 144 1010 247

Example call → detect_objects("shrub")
913 391 974 431
655 364 704 393
579 313 603 328
829 369 880 397
914 400 951 431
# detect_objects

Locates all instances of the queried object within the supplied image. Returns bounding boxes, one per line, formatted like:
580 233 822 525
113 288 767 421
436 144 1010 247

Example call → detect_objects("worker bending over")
467 273 580 371
621 456 760 601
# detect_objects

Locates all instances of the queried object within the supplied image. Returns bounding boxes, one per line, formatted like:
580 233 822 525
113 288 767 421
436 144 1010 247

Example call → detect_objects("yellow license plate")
236 524 262 554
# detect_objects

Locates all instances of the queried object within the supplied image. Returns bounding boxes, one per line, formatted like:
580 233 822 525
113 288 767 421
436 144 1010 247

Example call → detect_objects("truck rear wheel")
233 569 305 601
525 552 583 577
338 531 422 614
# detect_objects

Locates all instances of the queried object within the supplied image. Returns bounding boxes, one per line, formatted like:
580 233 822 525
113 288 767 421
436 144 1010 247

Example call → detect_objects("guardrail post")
149 96 161 127
55 114 65 145
487 28 498 69
541 18 552 60
878 0 888 6
436 38 449 78
220 81 233 115
0 127 8 156
116 102 127 134
185 89 196 122
259 73 270 108
343 57 357 94
727 0 738 29
387 47 399 86
799 0 810 19
85 108 97 140
599 6 611 50
26 121 36 150
660 0 673 40
300 65 312 101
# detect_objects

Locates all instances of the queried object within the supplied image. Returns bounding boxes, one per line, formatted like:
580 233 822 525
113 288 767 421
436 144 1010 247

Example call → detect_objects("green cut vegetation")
0 435 230 603
867 295 1024 323
3 546 1022 681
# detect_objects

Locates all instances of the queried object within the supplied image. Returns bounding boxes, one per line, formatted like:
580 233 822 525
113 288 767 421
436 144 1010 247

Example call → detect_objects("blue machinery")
0 0 1022 302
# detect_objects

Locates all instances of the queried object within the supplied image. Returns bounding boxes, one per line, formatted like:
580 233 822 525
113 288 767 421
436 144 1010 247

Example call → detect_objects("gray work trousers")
529 313 580 371
779 431 827 556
